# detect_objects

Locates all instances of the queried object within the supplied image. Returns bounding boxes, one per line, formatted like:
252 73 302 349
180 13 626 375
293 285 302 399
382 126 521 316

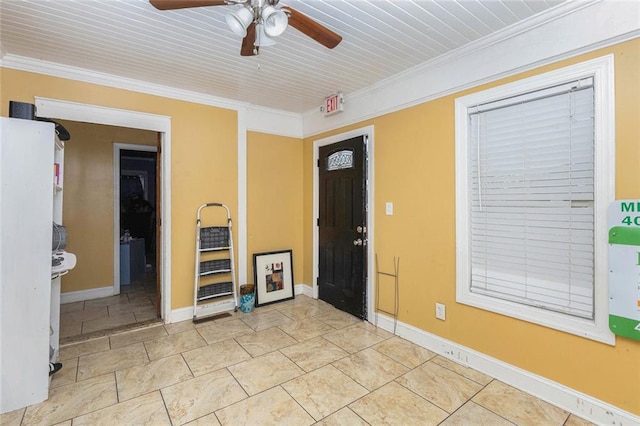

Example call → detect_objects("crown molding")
246 105 303 139
302 0 640 137
0 54 303 138
358 0 598 95
0 54 248 112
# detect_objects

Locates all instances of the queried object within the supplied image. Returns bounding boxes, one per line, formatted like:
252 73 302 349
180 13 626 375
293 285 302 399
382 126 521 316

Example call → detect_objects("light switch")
385 202 393 215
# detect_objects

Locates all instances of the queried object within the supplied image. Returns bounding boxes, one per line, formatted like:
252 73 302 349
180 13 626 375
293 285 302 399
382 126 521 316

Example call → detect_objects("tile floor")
3 295 595 425
58 271 159 341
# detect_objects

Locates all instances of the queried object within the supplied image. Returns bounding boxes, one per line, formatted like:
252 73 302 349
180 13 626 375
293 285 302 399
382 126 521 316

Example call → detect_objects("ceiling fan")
149 0 342 56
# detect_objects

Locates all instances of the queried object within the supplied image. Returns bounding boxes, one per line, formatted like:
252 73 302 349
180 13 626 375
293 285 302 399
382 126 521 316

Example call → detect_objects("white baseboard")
169 306 192 324
171 298 238 324
295 283 313 297
170 285 313 324
374 313 640 426
60 286 113 304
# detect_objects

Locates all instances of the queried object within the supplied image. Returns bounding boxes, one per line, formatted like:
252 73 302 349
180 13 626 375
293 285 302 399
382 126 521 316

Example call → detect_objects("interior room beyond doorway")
55 120 160 341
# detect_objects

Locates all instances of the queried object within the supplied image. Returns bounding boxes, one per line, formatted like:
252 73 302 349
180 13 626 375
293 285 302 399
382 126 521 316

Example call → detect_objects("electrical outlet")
385 202 394 215
435 303 446 320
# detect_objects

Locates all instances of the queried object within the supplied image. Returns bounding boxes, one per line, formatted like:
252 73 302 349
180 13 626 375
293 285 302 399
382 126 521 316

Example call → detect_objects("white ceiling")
0 0 567 113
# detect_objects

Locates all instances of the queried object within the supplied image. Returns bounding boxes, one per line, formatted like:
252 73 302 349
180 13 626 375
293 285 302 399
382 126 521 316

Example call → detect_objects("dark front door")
318 136 367 318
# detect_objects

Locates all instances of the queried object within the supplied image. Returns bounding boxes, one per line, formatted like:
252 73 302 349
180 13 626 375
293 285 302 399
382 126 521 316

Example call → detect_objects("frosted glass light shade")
226 6 253 37
262 6 288 37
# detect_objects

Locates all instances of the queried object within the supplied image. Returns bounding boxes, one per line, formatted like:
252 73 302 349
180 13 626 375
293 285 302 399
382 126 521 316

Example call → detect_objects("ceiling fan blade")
281 6 342 49
240 22 258 56
150 0 229 10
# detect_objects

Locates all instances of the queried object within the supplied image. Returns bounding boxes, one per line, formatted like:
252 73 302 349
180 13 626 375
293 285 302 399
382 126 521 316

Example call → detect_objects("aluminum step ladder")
193 203 238 322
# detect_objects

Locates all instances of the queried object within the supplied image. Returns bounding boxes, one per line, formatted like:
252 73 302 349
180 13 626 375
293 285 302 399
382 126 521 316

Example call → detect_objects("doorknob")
356 225 366 234
353 238 363 246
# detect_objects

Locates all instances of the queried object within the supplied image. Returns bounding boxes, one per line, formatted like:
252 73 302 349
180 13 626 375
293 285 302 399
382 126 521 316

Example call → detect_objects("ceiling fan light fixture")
261 6 288 37
225 6 253 37
254 23 276 47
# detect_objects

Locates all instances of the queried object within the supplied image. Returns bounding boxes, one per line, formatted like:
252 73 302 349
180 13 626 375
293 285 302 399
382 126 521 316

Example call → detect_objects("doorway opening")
116 146 160 321
313 126 375 322
35 97 172 342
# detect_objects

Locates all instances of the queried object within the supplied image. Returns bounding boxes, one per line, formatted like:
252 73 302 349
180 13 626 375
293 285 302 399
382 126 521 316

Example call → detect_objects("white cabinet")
0 117 55 413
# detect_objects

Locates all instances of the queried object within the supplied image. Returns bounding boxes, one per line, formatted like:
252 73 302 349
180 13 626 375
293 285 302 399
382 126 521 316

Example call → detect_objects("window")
455 56 615 344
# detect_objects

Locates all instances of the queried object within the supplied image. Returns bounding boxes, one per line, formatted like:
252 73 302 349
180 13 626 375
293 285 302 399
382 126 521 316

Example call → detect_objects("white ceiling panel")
0 0 568 113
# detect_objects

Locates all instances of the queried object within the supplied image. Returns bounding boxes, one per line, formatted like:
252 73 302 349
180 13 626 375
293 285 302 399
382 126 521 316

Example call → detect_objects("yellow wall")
1 69 238 310
303 39 640 414
246 131 304 288
57 120 157 292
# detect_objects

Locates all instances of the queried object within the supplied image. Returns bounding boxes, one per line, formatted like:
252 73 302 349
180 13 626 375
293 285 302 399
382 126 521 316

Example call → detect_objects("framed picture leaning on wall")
253 250 294 307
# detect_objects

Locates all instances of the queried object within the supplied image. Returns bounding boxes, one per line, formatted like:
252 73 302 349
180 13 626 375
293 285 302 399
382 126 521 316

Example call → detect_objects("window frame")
454 55 616 345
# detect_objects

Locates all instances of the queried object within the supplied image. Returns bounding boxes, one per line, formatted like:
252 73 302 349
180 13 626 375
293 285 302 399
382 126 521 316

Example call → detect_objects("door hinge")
317 218 319 226
317 159 320 167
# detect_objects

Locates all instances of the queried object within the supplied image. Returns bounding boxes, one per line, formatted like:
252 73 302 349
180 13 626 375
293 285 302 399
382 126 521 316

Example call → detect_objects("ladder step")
200 259 231 276
199 247 230 253
200 226 230 250
197 292 233 302
199 270 232 277
197 282 233 301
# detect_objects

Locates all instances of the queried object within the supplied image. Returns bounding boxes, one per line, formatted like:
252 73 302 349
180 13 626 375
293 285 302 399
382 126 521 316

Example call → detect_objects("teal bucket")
239 284 255 313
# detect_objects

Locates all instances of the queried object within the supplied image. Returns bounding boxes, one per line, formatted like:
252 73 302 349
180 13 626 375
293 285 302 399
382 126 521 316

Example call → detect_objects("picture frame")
253 250 295 307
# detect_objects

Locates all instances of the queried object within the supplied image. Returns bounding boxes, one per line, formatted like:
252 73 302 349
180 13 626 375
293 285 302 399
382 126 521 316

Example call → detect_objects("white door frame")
313 125 375 323
113 143 158 295
34 97 173 323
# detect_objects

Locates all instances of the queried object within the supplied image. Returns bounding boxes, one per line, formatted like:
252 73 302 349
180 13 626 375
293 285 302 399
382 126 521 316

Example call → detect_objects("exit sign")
323 92 344 117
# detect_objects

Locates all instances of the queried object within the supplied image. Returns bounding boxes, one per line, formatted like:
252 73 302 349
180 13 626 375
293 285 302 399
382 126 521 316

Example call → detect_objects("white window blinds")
468 78 595 319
